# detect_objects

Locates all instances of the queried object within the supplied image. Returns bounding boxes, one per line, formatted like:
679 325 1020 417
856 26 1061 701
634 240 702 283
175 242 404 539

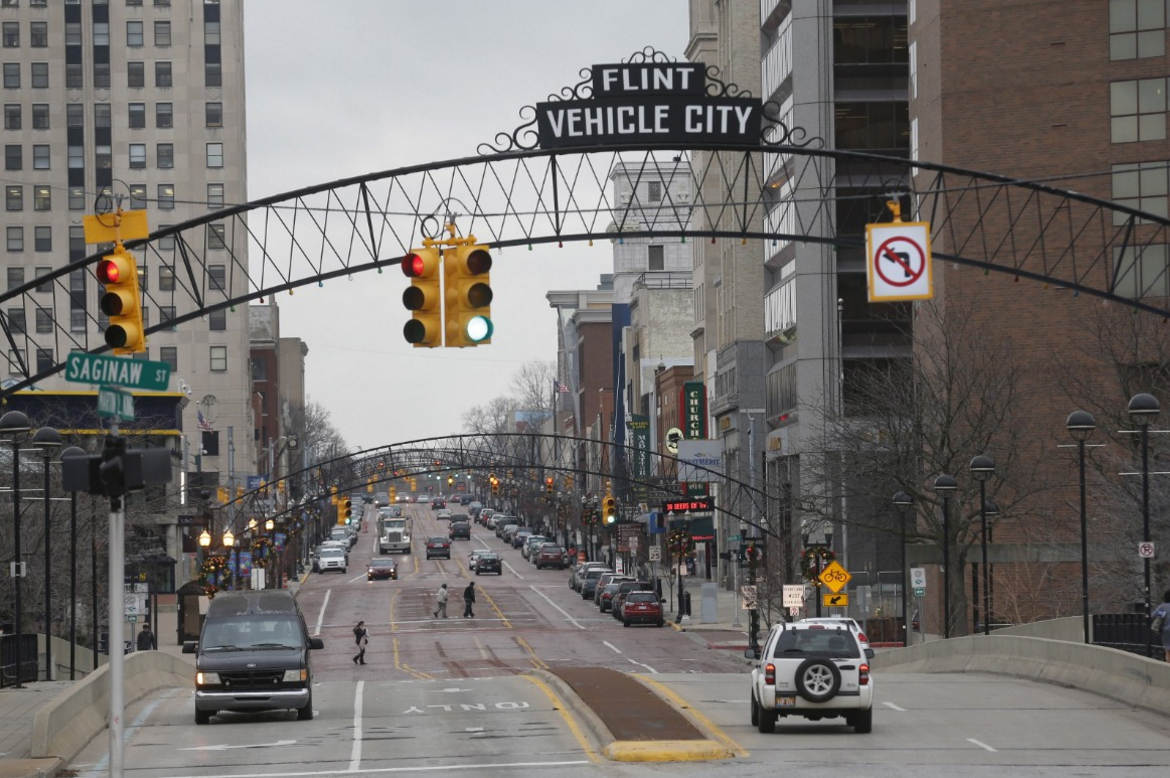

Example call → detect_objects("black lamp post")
32 426 60 680
931 473 957 639
1128 392 1159 656
1066 410 1096 644
223 528 236 589
60 446 85 681
893 491 913 646
1 410 31 687
969 455 995 637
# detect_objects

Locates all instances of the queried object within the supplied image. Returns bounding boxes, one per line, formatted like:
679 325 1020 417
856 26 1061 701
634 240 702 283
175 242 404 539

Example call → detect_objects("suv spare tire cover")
794 657 842 703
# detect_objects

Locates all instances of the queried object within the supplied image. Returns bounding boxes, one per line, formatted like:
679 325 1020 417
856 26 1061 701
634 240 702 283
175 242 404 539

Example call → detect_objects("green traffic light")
466 315 493 342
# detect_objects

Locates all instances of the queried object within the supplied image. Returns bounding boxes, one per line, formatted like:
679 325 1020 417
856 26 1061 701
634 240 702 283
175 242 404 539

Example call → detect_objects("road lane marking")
634 675 748 758
155 759 592 777
626 658 657 673
393 636 433 681
479 585 512 629
521 675 599 764
82 689 180 778
529 585 585 630
515 636 548 670
348 573 367 584
472 635 490 660
314 589 331 636
968 738 997 752
389 590 399 633
181 740 297 752
883 701 906 712
503 559 525 579
349 681 364 771
603 641 622 654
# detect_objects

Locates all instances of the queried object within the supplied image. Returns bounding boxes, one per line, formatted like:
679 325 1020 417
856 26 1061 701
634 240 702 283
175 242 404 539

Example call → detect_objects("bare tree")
510 359 556 416
461 396 517 435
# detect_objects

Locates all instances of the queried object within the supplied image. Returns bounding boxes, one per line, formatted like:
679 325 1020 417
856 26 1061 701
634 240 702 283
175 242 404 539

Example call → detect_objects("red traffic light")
96 259 121 284
402 253 426 277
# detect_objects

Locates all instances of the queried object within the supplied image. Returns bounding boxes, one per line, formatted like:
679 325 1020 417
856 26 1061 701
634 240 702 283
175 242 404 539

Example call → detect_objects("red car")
367 558 398 581
535 545 566 570
620 591 665 627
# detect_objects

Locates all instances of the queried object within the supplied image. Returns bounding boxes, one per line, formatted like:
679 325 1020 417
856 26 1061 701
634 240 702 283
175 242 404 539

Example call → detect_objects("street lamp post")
1067 410 1096 644
223 529 236 589
1 411 31 688
32 426 61 680
969 455 995 637
893 491 913 646
932 474 957 639
61 446 86 681
1128 392 1159 657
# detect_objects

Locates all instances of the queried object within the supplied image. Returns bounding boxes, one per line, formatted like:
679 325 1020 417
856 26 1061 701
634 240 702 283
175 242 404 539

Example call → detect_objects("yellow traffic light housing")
338 496 352 525
401 247 443 347
490 475 500 495
545 477 554 494
444 243 493 347
389 486 397 501
603 496 617 524
96 244 145 354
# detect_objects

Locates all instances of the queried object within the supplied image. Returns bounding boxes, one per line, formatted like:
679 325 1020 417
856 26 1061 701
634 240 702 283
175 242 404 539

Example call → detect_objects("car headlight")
282 669 308 683
196 671 220 685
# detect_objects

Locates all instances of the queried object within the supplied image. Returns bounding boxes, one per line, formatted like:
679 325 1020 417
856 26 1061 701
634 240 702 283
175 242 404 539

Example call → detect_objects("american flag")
555 381 570 393
197 410 213 431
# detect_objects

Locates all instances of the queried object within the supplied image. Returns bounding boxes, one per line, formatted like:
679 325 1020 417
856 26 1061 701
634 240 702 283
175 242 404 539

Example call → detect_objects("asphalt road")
65 502 1170 777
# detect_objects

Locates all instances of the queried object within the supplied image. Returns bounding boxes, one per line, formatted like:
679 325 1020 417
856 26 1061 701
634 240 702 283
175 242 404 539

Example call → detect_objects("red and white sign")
1139 541 1156 559
866 221 934 302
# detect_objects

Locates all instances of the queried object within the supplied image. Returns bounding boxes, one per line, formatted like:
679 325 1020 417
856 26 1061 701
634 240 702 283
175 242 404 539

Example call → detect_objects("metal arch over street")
5 61 1170 395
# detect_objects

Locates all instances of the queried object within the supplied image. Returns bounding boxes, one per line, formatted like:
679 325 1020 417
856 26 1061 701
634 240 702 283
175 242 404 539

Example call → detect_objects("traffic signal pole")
106 425 126 778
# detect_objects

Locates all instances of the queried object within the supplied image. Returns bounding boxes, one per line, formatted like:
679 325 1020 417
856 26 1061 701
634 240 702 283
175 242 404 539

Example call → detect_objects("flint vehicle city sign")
537 61 761 149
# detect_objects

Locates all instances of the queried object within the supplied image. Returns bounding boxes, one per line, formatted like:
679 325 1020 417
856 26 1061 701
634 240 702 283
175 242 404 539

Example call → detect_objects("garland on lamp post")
800 544 836 583
200 552 232 598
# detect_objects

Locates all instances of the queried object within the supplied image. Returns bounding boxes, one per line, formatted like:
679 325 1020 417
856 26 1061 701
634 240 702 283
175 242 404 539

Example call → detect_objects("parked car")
619 591 665 627
746 622 875 734
534 544 566 570
571 562 609 591
497 523 519 541
494 517 517 538
611 582 655 619
580 567 612 599
367 558 398 581
449 521 471 540
593 573 628 604
598 579 634 612
511 529 534 549
521 535 548 560
425 536 451 560
475 553 502 575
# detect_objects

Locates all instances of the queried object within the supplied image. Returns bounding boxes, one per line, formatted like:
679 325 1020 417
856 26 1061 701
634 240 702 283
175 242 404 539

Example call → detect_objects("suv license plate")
777 695 796 708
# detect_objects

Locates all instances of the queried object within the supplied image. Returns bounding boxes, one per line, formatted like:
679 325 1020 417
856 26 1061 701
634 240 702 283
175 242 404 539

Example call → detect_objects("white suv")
746 622 875 733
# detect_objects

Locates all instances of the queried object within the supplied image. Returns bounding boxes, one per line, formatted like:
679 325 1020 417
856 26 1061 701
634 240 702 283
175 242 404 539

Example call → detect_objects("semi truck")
379 515 412 554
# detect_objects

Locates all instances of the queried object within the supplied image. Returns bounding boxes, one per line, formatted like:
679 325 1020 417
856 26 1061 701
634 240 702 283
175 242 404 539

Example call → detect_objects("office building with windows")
0 0 254 487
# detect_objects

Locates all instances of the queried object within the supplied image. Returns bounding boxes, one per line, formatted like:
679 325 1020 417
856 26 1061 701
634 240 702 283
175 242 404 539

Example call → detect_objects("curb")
0 757 63 778
522 669 613 753
602 740 733 762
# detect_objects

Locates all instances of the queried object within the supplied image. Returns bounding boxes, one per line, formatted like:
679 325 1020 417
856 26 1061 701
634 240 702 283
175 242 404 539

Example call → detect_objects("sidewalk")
0 680 73 778
664 576 754 656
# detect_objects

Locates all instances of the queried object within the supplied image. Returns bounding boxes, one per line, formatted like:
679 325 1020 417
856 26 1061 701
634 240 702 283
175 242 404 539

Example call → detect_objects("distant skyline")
245 1 689 447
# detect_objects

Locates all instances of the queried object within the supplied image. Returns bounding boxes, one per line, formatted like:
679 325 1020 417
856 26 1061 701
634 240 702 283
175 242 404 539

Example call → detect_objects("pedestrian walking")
1153 589 1170 663
434 583 449 618
352 621 368 665
463 581 476 618
136 623 155 652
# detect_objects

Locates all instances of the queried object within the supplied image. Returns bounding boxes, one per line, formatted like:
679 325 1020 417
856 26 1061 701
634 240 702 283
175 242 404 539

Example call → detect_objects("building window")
157 142 173 168
30 62 48 89
128 102 146 128
157 183 174 209
647 181 662 202
95 144 112 171
65 22 82 46
1114 243 1170 297
1111 78 1167 143
92 22 109 46
3 104 18 129
93 63 110 89
6 309 25 335
155 61 172 87
128 0 143 6
209 308 226 330
34 226 50 252
207 223 227 250
6 226 22 252
207 182 224 208
648 244 664 271
129 183 146 210
36 348 53 374
35 307 52 334
66 104 83 128
206 142 223 167
158 265 175 290
154 20 171 46
205 62 221 88
127 61 144 87
4 144 20 170
129 143 146 169
160 305 175 327
7 350 26 375
160 346 177 370
208 263 226 290
1110 0 1166 60
69 187 85 210
31 103 48 129
204 19 220 45
69 310 86 333
66 63 83 89
34 267 50 293
126 20 143 47
205 101 222 127
157 226 174 251
2 22 18 48
155 101 172 128
209 345 227 372
3 63 19 89
835 101 911 151
155 0 172 6
95 104 111 128
5 185 20 211
32 144 49 169
69 226 84 259
33 185 49 211
1113 160 1170 224
6 267 23 289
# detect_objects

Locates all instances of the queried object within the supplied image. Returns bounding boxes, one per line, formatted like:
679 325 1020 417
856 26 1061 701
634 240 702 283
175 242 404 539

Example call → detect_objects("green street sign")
913 587 926 597
729 534 741 542
64 352 170 391
97 386 135 422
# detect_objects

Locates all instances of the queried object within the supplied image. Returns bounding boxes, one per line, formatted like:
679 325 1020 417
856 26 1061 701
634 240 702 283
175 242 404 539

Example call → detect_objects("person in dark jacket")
136 623 155 651
463 582 476 618
353 621 368 665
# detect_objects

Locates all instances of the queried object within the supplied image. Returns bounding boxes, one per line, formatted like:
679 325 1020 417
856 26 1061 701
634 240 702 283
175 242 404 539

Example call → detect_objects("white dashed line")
883 701 906 712
967 738 997 752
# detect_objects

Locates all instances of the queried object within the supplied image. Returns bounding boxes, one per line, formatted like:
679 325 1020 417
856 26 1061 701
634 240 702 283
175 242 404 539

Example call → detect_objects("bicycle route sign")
818 560 852 593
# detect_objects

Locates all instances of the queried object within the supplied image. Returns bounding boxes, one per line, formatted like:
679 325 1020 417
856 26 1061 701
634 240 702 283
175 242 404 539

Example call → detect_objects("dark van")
183 590 323 725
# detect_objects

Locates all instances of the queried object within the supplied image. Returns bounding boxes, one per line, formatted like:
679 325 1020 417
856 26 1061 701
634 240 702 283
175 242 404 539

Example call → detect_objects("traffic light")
563 474 574 491
602 496 616 524
490 475 500 495
367 477 374 493
96 244 145 354
545 476 554 494
337 496 352 525
401 247 442 347
389 486 397 502
444 242 493 347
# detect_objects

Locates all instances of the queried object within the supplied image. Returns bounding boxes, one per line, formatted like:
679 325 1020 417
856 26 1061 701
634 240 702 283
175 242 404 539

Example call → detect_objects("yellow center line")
478 585 512 629
521 675 599 763
514 635 548 670
393 636 432 681
633 675 749 758
389 589 399 633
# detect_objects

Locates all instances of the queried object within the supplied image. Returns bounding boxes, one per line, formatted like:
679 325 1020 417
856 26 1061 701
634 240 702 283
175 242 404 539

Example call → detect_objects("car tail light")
765 662 775 686
859 663 870 686
857 632 869 645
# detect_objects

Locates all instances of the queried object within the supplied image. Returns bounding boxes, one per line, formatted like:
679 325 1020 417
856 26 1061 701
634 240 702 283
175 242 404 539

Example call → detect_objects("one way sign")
822 593 850 608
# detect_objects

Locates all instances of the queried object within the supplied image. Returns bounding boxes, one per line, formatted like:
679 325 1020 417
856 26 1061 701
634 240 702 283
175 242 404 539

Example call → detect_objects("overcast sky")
243 1 689 450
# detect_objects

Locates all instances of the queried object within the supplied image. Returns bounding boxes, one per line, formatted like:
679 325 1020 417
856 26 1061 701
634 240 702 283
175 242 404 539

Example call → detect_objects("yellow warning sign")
818 560 852 593
823 592 850 608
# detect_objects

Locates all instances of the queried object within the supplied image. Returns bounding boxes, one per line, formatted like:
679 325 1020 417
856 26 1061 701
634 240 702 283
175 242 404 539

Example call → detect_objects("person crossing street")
463 581 476 618
433 583 449 618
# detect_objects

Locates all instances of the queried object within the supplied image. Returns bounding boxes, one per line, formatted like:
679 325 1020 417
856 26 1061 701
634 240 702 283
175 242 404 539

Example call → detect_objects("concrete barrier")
29 650 193 762
875 633 1170 718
